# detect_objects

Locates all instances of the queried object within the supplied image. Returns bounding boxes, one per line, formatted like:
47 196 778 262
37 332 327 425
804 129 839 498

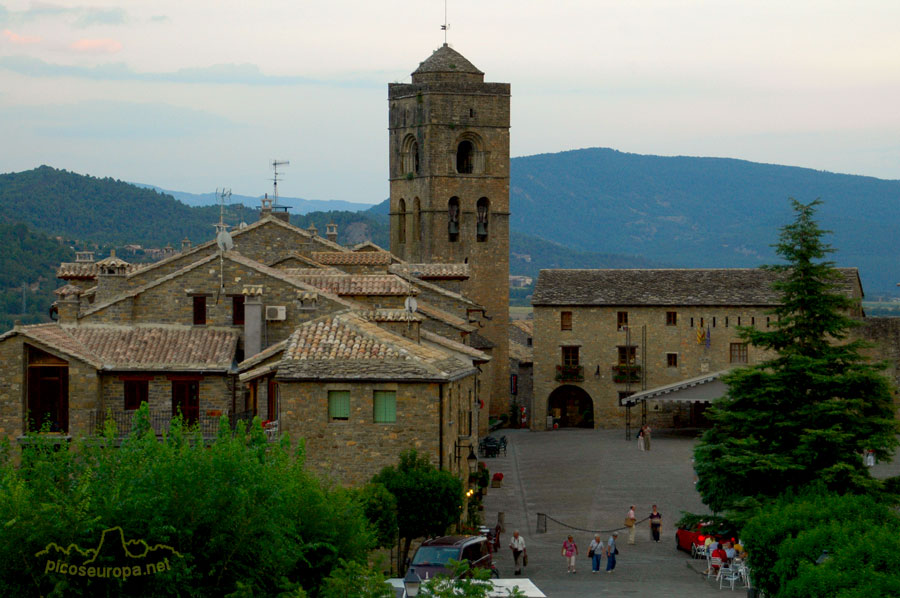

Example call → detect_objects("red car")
675 523 734 557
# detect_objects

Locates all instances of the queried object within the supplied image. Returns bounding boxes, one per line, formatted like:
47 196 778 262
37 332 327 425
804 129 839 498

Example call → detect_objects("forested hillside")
510 148 900 292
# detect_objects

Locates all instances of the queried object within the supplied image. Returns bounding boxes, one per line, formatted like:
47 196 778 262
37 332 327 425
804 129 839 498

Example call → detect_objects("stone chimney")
326 222 338 243
95 250 130 303
260 194 274 219
54 284 82 324
307 223 318 237
243 285 264 357
181 237 192 252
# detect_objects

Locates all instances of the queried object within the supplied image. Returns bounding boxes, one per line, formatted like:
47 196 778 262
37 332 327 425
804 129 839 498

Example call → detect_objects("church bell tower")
389 44 510 431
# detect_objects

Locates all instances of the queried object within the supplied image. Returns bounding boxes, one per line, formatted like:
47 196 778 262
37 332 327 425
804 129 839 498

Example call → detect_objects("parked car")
675 523 734 555
408 535 498 580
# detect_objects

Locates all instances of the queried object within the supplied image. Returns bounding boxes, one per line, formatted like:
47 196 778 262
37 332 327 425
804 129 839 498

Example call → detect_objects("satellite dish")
404 296 418 313
216 230 234 252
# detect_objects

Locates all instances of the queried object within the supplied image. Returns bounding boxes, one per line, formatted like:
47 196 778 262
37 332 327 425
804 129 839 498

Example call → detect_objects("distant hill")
510 148 900 293
135 184 376 214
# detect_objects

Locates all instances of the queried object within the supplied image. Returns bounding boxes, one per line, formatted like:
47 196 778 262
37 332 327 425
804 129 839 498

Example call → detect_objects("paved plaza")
480 427 900 597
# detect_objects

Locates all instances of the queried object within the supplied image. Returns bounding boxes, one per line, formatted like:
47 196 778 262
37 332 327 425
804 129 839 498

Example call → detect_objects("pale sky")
2 0 899 204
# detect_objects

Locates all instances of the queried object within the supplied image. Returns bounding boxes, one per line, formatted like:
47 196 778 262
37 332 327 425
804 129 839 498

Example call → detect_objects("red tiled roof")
311 251 392 266
285 274 415 296
407 263 469 279
57 262 141 279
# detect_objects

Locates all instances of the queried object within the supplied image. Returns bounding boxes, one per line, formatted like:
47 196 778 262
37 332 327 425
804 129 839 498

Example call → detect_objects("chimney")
307 223 318 237
181 237 192 252
326 222 338 243
260 194 274 219
54 284 82 324
243 285 264 357
95 250 130 303
75 251 94 263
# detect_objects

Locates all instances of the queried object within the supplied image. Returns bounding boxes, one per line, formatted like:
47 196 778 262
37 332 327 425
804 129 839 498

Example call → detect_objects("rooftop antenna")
441 0 449 45
271 160 290 207
214 188 233 297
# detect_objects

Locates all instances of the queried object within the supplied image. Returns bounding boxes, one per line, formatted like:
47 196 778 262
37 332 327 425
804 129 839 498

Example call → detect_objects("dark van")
408 535 495 580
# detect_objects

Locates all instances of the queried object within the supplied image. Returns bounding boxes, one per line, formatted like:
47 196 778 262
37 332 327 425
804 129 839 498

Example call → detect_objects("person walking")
509 530 526 575
588 533 603 573
649 504 662 542
605 531 618 573
626 505 637 544
644 425 652 451
637 426 645 451
562 535 578 573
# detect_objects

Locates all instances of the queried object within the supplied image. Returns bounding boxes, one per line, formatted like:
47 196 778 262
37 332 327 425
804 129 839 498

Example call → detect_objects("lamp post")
403 568 421 597
466 445 477 474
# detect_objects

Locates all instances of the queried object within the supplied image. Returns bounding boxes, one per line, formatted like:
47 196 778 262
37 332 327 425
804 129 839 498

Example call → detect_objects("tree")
742 488 900 597
694 199 899 515
370 450 463 571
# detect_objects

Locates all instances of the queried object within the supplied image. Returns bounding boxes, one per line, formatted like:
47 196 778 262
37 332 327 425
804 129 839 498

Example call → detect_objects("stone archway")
547 385 594 428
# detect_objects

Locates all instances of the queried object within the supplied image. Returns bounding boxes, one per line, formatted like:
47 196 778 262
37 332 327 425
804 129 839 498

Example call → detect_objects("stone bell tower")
388 44 510 431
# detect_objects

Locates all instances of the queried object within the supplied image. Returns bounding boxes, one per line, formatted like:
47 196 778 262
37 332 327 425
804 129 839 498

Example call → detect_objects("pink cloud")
70 38 123 53
2 30 43 45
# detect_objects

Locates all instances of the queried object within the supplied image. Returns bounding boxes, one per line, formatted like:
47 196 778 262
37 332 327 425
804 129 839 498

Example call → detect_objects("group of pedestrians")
506 504 662 576
637 425 652 451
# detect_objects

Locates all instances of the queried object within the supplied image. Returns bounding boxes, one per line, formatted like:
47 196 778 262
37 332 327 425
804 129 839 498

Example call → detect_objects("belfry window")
397 198 407 244
457 141 474 174
476 197 489 241
448 197 460 242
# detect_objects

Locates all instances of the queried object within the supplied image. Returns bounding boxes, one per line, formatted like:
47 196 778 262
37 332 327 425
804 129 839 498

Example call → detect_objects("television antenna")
271 160 290 206
214 188 234 252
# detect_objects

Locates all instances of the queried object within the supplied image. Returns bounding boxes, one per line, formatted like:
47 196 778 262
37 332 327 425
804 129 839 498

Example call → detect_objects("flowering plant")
492 472 504 482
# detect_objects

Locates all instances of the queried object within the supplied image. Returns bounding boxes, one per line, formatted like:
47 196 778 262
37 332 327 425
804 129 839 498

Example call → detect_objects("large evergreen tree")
694 199 899 514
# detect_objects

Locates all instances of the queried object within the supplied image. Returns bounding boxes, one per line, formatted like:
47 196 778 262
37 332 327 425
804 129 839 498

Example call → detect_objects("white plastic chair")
719 564 741 590
707 556 722 581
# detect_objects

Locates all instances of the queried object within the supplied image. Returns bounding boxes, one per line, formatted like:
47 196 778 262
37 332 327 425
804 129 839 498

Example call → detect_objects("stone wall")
533 305 779 429
278 374 476 487
100 374 232 417
0 336 100 443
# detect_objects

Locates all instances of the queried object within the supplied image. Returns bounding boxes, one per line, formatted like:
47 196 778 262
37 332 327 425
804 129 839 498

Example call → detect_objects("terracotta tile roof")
509 340 533 364
0 324 237 370
285 273 416 296
389 264 480 307
406 263 469 279
57 261 141 279
352 241 387 252
357 309 424 323
277 312 474 381
238 338 288 370
268 253 327 269
414 301 477 332
54 284 83 298
311 251 392 266
278 267 342 277
532 268 862 306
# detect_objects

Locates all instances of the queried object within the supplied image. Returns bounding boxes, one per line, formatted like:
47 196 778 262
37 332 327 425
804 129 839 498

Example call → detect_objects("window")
526 337 532 347
561 346 579 366
172 380 199 425
690 317 694 327
193 296 206 325
232 295 245 325
666 353 678 368
26 347 69 433
397 198 407 244
457 140 474 173
617 311 628 330
666 311 677 326
267 378 278 421
766 317 771 328
560 311 573 331
751 317 755 326
476 197 489 241
725 316 729 328
712 317 717 328
730 343 748 364
617 345 636 365
413 197 422 242
448 197 460 241
412 140 420 174
373 391 397 423
328 390 350 421
737 316 741 326
124 380 148 411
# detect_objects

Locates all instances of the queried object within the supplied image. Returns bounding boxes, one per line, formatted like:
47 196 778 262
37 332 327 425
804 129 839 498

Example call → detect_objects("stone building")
531 268 865 429
388 44 511 433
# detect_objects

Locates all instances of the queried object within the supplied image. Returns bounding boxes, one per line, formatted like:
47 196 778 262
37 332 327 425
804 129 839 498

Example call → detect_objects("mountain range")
134 184 375 214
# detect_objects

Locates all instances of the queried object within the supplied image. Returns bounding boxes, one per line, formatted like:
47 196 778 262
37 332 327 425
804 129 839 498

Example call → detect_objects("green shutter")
328 391 350 420
373 391 396 423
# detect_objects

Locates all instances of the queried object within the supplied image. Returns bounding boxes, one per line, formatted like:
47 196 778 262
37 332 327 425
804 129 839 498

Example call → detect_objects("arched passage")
547 385 594 428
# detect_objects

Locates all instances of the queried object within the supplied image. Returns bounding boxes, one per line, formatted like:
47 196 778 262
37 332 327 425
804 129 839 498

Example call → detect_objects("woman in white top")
589 533 604 573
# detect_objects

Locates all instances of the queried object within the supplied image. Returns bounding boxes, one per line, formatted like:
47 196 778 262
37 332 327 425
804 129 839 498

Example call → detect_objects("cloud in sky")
0 3 125 27
2 29 41 44
0 55 379 87
70 37 122 53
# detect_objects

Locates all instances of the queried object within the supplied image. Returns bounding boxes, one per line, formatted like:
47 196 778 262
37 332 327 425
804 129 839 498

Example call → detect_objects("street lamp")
466 445 477 473
403 568 421 597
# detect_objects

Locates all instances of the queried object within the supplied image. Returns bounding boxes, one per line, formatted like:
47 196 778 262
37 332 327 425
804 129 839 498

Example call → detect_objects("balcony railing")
611 364 641 384
555 364 584 382
89 409 224 439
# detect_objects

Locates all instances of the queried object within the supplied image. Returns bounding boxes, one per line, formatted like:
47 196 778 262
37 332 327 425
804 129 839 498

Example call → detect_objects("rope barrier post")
536 513 547 534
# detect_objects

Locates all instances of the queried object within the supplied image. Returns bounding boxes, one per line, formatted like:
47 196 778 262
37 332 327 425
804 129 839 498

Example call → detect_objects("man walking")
509 530 526 575
626 505 636 545
605 531 618 573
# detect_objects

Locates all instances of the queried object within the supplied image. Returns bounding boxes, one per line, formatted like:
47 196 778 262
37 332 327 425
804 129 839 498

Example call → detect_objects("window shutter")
373 391 397 423
328 391 350 420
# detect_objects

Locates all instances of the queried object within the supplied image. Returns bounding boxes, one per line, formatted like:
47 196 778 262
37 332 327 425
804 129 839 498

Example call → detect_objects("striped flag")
696 326 705 345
